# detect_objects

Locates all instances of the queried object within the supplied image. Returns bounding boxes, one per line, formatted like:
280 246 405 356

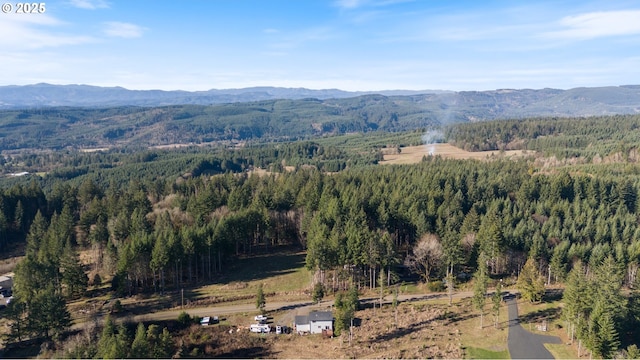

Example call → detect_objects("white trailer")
250 324 271 333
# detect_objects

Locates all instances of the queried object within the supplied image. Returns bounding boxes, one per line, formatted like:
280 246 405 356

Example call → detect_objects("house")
295 311 333 334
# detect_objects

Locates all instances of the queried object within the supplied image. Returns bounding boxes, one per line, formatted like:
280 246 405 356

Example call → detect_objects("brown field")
380 143 528 165
167 301 466 359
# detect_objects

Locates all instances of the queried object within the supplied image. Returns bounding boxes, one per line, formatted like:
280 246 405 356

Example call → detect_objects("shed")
294 315 310 334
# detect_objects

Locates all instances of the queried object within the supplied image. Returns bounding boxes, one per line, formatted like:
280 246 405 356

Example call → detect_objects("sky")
2 0 640 92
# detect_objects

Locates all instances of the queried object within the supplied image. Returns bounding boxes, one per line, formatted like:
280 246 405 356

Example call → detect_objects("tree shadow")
368 317 437 343
273 301 313 312
434 310 476 326
543 288 563 302
519 307 561 324
217 251 306 284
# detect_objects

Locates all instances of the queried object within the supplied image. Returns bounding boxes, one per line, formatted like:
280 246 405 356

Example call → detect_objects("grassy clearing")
457 297 510 359
465 346 510 359
191 251 311 302
546 343 576 360
379 143 527 164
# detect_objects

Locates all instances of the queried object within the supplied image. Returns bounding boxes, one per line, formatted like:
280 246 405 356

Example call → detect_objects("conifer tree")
492 281 502 329
516 257 545 303
131 323 150 359
60 240 88 299
312 282 325 304
473 252 489 329
256 283 266 313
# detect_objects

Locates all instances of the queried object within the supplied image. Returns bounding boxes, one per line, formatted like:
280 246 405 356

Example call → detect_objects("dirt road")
125 291 473 324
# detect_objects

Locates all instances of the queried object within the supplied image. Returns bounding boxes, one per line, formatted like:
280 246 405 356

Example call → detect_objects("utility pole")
181 288 184 309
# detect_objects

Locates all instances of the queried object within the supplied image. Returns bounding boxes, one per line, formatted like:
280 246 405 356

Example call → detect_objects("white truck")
254 314 268 323
250 323 271 333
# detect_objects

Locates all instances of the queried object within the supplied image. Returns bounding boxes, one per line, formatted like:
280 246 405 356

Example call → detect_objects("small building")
295 311 333 335
294 315 310 334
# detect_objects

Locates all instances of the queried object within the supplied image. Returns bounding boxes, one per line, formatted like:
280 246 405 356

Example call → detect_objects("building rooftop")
294 315 309 325
308 311 333 322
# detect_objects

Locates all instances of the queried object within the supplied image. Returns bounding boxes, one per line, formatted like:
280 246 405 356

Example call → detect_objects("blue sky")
2 0 640 91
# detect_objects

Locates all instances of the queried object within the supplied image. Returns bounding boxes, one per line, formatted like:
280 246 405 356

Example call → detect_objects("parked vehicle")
275 325 282 334
200 316 219 326
250 323 271 333
254 314 268 323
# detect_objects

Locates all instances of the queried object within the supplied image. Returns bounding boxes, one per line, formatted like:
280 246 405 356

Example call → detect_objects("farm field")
379 143 528 165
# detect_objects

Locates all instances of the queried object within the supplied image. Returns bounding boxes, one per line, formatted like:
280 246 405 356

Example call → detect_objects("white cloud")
0 14 94 50
68 0 109 10
263 28 279 34
103 22 146 38
544 10 640 40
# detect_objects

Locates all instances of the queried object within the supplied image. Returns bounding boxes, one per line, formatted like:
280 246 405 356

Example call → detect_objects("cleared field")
379 143 528 165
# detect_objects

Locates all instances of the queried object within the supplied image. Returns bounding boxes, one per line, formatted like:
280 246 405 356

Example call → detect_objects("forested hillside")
1 85 640 151
0 96 433 150
2 114 640 358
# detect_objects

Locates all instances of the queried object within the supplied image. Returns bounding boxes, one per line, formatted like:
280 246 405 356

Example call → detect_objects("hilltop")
0 85 639 151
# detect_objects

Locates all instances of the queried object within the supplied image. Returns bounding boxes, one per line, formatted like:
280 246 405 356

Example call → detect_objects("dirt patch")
161 300 467 359
379 143 528 165
186 302 464 359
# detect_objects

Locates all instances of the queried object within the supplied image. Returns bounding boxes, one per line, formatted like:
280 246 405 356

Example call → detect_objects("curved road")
506 297 561 359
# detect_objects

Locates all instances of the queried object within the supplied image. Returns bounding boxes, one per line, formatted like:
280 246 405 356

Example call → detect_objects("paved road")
506 297 561 359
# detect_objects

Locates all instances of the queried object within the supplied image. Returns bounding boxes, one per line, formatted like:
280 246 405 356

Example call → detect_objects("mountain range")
0 84 639 151
0 83 448 108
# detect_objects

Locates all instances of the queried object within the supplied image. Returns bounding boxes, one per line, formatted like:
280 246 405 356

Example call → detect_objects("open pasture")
379 143 528 165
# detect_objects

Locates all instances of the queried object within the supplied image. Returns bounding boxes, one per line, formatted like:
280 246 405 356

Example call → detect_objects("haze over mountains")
1 84 639 118
0 83 447 108
0 83 640 151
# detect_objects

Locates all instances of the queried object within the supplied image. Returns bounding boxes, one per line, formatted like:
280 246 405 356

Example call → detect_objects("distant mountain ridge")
1 83 639 119
0 83 449 108
0 83 640 151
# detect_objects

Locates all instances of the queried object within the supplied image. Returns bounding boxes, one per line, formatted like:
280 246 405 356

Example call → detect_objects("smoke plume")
422 130 444 155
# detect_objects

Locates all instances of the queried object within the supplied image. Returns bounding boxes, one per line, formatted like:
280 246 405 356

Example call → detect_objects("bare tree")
404 233 443 283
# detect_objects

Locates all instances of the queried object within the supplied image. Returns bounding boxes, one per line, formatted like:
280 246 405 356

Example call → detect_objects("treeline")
4 156 640 294
446 114 640 159
562 257 640 358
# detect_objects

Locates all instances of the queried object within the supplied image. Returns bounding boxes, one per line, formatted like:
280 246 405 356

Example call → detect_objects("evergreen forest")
1 113 640 358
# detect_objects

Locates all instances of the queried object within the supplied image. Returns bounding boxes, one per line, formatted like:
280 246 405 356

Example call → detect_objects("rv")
250 323 271 333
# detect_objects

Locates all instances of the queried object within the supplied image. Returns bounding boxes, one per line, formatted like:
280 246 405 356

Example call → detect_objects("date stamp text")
2 2 46 14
